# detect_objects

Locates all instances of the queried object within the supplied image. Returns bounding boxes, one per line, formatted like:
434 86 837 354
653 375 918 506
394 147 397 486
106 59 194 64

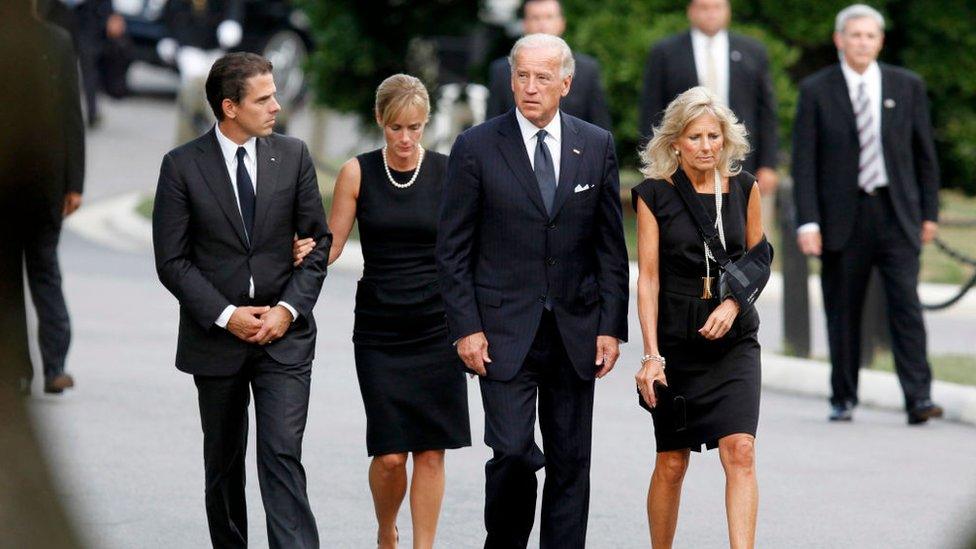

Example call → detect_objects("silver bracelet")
640 354 666 368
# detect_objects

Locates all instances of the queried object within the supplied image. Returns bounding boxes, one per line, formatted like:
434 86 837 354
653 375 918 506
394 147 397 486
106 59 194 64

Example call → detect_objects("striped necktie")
854 81 882 193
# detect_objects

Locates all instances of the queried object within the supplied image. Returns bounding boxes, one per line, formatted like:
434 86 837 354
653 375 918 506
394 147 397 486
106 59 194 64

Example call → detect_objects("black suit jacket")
153 129 332 375
638 31 778 173
486 53 612 131
0 18 84 227
436 110 629 382
792 63 940 251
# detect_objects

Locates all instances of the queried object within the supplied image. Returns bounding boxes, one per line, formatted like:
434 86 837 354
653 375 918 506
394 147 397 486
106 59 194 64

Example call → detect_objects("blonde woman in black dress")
632 87 764 549
295 74 470 548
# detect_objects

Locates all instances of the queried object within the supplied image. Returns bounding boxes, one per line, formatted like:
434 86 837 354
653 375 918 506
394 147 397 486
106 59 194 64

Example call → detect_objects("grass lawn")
871 353 976 387
814 353 976 387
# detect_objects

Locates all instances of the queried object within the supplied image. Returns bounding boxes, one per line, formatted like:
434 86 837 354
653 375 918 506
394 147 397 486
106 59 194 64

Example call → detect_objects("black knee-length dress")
353 148 471 457
632 171 761 452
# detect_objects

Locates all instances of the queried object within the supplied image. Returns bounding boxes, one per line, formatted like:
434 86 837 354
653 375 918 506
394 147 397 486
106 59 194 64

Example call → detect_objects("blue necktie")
534 130 557 216
236 147 255 241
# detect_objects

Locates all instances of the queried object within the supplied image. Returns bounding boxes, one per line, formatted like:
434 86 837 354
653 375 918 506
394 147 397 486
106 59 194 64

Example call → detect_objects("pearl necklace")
703 169 727 286
381 145 425 189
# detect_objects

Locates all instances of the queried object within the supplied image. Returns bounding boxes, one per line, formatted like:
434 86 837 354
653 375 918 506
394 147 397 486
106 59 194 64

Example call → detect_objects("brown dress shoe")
907 399 944 425
44 374 75 394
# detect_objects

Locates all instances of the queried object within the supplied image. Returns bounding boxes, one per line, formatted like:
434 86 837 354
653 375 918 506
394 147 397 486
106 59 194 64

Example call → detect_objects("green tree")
298 0 483 120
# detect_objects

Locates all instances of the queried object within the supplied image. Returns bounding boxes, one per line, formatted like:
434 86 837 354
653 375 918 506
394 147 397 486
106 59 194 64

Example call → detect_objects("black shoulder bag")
670 169 774 307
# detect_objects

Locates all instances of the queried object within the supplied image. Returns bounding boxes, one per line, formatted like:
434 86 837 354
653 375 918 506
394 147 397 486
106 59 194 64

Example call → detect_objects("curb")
762 354 976 425
72 191 976 426
64 192 152 253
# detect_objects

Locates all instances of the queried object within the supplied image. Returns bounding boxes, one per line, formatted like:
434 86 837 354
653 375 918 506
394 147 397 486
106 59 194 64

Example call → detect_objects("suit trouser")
821 189 932 409
24 222 71 380
193 349 319 549
479 311 595 549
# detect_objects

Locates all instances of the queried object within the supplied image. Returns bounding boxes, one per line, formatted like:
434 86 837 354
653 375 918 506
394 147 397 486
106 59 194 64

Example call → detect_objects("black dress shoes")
44 373 75 395
829 401 854 422
907 399 944 425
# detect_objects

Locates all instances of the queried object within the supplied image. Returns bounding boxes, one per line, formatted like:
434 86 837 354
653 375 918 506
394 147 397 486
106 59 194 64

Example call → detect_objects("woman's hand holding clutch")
636 356 667 408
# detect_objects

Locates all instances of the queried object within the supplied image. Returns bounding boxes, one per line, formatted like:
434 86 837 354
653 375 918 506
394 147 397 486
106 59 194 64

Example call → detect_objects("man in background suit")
437 33 629 548
12 0 87 396
486 0 612 131
638 0 778 197
792 4 942 425
153 52 330 547
0 7 87 542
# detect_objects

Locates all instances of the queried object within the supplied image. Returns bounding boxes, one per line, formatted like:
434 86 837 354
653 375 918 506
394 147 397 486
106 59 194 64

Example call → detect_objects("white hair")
508 33 575 79
835 4 885 34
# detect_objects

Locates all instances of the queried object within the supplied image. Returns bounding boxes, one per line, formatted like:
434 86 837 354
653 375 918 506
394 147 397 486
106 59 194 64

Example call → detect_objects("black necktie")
235 146 255 240
534 130 557 216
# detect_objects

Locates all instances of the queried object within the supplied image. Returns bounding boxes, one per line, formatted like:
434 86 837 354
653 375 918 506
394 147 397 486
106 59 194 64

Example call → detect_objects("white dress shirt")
212 124 297 328
515 108 561 182
797 59 888 235
691 27 730 106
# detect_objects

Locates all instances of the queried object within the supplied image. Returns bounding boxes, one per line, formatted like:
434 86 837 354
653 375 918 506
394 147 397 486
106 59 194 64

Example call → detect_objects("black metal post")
777 178 811 358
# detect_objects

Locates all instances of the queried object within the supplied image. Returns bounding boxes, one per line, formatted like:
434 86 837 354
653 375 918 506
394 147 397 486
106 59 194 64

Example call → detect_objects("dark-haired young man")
153 52 331 548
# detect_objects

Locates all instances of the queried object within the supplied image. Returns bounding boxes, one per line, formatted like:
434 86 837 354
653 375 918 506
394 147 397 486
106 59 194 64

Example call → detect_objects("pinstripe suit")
436 109 628 547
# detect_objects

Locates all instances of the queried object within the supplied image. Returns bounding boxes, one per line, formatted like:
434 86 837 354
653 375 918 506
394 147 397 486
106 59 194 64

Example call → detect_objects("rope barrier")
921 235 976 311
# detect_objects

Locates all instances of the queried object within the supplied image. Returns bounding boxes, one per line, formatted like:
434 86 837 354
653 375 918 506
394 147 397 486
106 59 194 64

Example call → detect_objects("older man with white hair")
792 4 942 425
437 32 629 548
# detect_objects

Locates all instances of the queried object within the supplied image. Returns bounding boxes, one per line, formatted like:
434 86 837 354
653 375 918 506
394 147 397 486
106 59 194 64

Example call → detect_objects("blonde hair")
374 74 430 126
639 86 750 180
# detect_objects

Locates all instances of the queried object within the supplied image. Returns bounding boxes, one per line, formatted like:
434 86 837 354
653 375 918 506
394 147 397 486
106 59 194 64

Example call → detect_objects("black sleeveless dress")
352 149 471 456
632 171 761 452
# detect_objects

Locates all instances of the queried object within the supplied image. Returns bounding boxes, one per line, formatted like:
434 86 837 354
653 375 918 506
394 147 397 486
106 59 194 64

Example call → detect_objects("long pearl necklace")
381 145 425 189
703 169 727 297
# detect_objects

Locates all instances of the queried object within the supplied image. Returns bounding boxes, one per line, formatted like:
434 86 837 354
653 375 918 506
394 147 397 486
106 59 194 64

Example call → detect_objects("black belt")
660 274 719 299
860 186 888 198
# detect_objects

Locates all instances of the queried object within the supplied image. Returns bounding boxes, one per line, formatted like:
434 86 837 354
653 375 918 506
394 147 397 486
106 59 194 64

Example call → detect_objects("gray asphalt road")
25 89 976 549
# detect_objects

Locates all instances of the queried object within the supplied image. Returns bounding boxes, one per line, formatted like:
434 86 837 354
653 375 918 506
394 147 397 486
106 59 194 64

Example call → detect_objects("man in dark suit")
638 0 778 196
8 0 86 396
792 5 942 425
153 52 330 547
485 0 612 131
437 33 629 548
0 4 87 544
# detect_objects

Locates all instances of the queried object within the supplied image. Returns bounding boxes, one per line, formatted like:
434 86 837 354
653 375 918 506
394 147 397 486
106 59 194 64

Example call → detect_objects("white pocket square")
574 184 592 193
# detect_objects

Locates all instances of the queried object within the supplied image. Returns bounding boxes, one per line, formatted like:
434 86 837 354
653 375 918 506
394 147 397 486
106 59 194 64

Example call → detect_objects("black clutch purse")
637 380 687 432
